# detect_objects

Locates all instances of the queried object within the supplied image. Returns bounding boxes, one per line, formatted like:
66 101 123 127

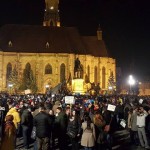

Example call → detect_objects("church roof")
81 36 108 57
0 24 108 57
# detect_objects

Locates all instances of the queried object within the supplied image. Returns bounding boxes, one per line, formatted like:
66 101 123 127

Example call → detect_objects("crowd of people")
0 93 150 150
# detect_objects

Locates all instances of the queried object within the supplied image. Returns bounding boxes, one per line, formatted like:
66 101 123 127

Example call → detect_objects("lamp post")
128 75 135 95
8 84 13 95
45 85 50 94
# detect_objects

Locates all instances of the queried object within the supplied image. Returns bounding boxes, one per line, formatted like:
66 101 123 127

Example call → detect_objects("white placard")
65 96 75 104
0 107 5 111
107 104 116 112
139 99 143 104
25 89 31 94
120 119 126 128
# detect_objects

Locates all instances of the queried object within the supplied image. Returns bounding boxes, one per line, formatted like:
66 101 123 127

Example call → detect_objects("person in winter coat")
55 107 68 150
33 106 52 150
67 110 81 150
93 112 106 149
1 115 16 150
6 106 21 129
81 116 96 150
52 101 61 115
146 109 150 138
0 101 6 144
128 107 139 145
21 107 33 149
137 106 150 149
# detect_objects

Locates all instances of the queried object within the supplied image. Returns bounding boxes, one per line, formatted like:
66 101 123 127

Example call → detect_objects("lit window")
46 42 50 48
8 41 12 47
50 6 54 10
45 64 52 74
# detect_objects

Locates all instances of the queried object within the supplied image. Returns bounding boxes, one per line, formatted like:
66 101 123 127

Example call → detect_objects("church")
0 0 116 94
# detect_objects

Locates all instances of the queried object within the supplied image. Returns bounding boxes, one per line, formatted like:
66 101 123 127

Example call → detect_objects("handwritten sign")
120 119 126 128
107 104 116 112
25 89 31 94
139 99 143 104
65 96 75 104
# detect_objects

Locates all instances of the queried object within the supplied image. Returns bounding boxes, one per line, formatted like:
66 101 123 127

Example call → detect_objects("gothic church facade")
0 0 116 93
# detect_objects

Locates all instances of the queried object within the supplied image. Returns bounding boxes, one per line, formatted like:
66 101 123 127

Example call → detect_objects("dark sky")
0 0 150 78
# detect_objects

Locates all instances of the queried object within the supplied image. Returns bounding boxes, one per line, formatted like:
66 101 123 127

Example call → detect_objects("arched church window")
102 67 106 89
50 20 54 26
87 65 90 80
6 63 12 85
25 63 31 70
60 63 65 83
80 64 84 78
94 66 98 84
45 64 52 74
25 63 31 79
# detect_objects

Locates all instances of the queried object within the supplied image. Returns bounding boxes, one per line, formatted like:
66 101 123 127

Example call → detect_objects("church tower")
43 0 60 27
97 24 102 40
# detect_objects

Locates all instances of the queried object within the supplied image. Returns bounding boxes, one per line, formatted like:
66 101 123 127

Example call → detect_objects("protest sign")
139 99 143 104
107 104 116 112
120 119 126 128
65 96 75 104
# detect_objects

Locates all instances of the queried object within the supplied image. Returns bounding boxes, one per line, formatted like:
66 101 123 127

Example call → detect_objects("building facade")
0 24 116 93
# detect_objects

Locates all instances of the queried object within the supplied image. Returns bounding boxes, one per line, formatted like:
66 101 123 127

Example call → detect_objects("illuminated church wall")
0 51 115 93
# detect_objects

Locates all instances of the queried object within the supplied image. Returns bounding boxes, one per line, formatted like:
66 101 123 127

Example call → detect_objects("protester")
1 115 16 150
48 109 55 149
146 109 150 138
21 106 33 149
128 107 139 145
93 112 106 149
67 110 81 150
55 107 68 150
0 101 5 145
81 116 96 150
6 105 21 130
33 106 52 150
0 92 150 150
137 106 150 149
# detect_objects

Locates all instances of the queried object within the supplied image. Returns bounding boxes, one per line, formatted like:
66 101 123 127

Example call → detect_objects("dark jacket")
21 109 33 127
55 111 68 134
33 111 52 138
146 114 150 132
67 116 81 137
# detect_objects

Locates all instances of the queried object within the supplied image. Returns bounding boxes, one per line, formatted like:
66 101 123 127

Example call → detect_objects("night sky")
0 0 150 79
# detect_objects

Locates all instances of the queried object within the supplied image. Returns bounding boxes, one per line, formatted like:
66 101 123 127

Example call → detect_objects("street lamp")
128 75 135 94
45 85 50 94
8 84 13 94
108 86 113 90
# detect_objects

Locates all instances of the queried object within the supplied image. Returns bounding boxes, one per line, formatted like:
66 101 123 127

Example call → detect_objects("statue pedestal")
72 79 85 94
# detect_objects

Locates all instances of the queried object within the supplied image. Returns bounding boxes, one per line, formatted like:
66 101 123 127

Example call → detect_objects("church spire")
43 0 60 27
97 24 102 40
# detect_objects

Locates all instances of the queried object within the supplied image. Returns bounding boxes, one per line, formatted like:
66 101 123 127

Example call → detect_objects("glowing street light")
8 84 13 88
8 84 13 94
45 85 50 88
108 86 113 90
128 75 135 94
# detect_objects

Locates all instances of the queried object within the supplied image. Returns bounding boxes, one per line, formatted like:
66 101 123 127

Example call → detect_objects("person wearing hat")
6 105 21 129
1 115 16 150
